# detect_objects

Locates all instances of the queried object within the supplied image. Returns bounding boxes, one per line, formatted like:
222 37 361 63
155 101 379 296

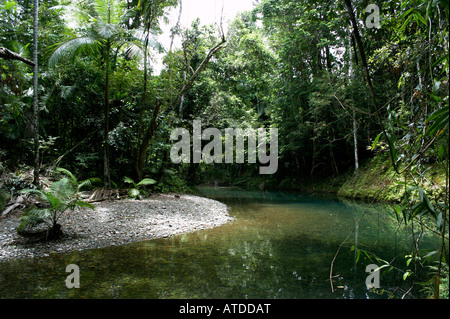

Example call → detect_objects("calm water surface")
0 187 439 298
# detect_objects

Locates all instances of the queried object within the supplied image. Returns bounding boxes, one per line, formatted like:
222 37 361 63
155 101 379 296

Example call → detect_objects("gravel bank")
0 194 233 262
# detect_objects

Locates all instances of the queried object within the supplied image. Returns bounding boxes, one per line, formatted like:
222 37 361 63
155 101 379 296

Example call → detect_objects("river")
0 187 440 298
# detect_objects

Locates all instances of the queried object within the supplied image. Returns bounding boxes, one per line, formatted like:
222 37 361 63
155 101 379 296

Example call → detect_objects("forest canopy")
0 0 448 194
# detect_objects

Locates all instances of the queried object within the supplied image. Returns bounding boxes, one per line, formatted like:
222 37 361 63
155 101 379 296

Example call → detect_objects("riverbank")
0 194 234 262
276 156 447 203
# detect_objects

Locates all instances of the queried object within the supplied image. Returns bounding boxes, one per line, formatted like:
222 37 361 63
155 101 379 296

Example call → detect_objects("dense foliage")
0 0 448 298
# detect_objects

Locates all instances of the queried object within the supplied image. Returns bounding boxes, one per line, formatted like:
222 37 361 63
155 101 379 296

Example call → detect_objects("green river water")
0 187 440 299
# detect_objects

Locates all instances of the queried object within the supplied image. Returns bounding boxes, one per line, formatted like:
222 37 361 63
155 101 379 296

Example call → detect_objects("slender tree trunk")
349 33 359 176
32 0 40 187
138 31 150 150
353 108 359 176
135 100 161 181
179 71 186 117
103 40 111 189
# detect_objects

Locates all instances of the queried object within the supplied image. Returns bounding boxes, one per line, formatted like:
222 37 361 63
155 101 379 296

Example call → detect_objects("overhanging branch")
0 47 35 66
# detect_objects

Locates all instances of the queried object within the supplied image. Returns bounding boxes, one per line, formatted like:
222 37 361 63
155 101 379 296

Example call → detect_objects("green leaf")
49 178 76 201
371 132 382 151
410 202 425 219
438 145 445 162
423 193 436 218
432 54 448 68
429 94 442 102
414 11 427 25
399 7 414 19
400 13 414 32
73 200 95 210
422 251 438 259
56 167 77 183
406 257 413 267
128 188 140 198
418 186 424 202
426 108 449 137
123 176 135 185
355 249 361 264
394 205 403 223
2 0 18 11
385 132 398 163
136 178 157 187
44 191 65 210
436 212 443 229
403 270 412 281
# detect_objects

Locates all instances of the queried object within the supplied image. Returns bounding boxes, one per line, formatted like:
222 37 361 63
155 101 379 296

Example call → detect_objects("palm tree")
48 0 147 190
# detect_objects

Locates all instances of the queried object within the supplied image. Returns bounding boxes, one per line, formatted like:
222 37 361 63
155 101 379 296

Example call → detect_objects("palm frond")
78 177 103 190
95 21 121 40
131 29 165 53
43 191 66 210
72 200 95 211
117 41 144 60
94 0 125 24
49 4 93 24
49 178 77 202
20 188 47 202
56 167 77 183
18 206 53 232
48 37 100 67
17 211 46 232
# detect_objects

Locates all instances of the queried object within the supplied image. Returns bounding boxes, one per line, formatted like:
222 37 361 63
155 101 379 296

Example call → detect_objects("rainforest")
0 0 448 301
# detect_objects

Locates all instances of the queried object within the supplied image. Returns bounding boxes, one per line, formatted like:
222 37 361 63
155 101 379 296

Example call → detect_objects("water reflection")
0 187 440 299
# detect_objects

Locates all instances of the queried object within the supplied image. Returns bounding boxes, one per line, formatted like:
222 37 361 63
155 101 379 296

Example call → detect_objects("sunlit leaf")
128 188 140 198
136 178 157 187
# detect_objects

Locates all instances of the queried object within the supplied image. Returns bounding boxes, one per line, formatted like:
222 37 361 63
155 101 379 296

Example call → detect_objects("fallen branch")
87 188 120 202
0 47 35 66
0 195 29 218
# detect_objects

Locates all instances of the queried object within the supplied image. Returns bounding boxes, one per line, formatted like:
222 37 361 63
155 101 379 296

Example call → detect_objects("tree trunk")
138 31 150 150
32 0 40 187
103 40 111 189
348 32 359 176
353 108 359 176
135 100 161 181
